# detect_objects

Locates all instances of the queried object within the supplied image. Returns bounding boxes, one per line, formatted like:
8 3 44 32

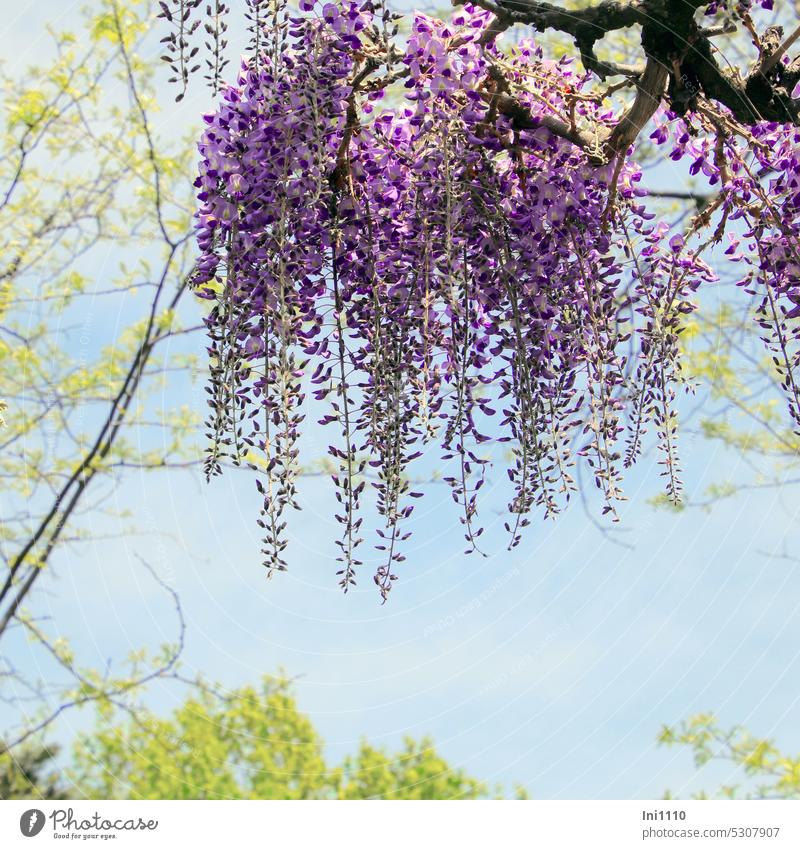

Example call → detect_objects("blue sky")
4 0 800 800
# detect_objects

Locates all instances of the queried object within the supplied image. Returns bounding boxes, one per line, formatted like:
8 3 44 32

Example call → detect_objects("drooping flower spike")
193 1 799 598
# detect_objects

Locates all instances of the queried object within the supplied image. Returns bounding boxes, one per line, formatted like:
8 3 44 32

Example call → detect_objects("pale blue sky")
3 0 799 799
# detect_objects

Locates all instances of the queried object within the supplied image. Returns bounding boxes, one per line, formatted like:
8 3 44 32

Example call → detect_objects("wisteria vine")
190 0 800 597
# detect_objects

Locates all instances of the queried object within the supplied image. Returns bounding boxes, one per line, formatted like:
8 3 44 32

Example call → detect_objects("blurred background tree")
0 743 65 800
660 714 800 800
3 676 514 799
0 0 200 753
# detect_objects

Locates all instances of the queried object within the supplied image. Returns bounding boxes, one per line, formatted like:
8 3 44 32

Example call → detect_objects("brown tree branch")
0 250 195 641
607 57 668 154
460 0 800 160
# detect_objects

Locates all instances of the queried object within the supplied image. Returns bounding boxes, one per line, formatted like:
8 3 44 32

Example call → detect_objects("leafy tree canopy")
661 713 800 800
65 677 512 799
0 745 66 801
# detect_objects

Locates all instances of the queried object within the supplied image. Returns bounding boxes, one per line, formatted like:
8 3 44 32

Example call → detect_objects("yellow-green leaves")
69 676 500 800
660 714 800 799
335 737 491 800
90 0 149 48
7 89 54 131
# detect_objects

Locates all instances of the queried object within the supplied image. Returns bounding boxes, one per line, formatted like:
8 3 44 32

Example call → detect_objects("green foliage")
660 714 800 799
69 676 504 800
0 744 66 800
0 0 203 750
672 286 800 507
0 0 198 528
337 738 490 800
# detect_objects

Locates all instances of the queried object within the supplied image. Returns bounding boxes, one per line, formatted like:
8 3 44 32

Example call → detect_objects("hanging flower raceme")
651 114 800 433
193 1 791 598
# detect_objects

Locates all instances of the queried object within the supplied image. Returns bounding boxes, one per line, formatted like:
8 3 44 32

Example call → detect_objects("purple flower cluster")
703 0 773 15
193 1 791 597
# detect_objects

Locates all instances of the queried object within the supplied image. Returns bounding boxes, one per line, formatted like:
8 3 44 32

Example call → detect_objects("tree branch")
460 0 800 158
